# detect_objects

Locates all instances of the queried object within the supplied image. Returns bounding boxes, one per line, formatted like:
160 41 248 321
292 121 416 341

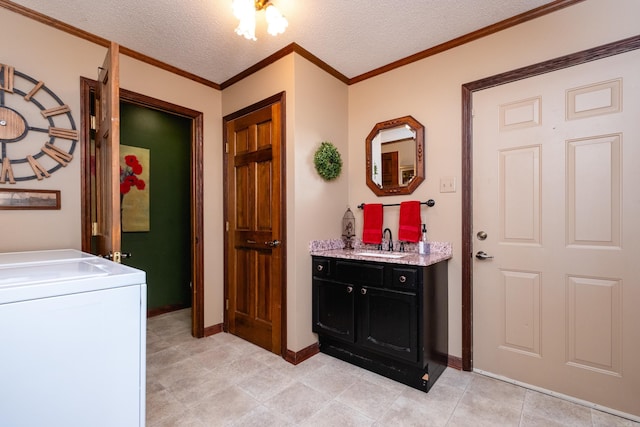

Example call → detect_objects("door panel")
312 279 355 343
95 42 120 260
225 97 284 355
473 50 640 416
360 286 418 363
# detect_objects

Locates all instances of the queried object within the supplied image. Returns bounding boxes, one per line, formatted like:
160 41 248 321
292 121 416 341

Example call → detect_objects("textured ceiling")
9 0 556 84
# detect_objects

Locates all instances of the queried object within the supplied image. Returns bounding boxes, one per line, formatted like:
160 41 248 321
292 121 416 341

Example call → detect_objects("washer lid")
0 250 146 304
0 249 93 267
0 261 110 288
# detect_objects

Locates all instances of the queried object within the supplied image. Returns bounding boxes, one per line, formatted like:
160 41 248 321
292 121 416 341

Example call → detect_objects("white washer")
0 249 147 427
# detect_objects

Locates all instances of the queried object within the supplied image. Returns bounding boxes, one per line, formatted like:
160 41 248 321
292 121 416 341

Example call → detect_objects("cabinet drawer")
335 260 384 286
391 267 418 290
312 258 331 278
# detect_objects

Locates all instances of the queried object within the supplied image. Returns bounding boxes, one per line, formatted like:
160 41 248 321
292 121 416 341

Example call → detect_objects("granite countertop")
309 239 452 267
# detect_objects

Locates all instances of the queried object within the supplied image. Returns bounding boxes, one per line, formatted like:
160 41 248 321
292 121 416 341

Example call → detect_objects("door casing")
461 34 640 371
80 78 205 337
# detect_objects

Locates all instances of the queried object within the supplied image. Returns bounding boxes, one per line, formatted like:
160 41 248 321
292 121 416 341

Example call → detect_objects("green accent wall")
120 102 192 310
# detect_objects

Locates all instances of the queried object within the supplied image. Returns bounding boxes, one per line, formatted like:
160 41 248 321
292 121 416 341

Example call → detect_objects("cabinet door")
359 286 418 363
312 279 356 343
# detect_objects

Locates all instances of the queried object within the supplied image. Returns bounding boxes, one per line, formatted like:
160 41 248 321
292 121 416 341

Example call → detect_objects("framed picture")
120 145 150 232
0 189 61 210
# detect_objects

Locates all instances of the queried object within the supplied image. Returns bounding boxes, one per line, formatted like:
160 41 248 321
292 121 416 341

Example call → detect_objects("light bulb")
265 4 288 36
232 0 257 40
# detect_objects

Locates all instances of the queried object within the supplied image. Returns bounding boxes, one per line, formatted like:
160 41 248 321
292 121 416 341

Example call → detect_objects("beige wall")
348 0 640 357
0 8 223 328
0 8 103 251
290 54 349 350
221 53 349 351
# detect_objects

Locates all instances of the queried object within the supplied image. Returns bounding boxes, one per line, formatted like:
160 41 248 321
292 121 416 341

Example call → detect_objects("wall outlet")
440 176 456 193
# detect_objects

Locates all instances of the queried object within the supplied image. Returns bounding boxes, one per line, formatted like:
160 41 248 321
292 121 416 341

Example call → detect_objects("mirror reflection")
371 126 416 187
366 116 424 196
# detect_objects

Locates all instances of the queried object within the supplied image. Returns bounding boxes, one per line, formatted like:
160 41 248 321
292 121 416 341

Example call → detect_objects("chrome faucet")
383 228 393 251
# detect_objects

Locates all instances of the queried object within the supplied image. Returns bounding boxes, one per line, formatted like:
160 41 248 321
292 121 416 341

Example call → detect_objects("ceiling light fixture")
232 0 288 41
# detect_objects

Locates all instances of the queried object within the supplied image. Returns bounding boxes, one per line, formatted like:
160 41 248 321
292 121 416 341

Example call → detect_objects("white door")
473 49 640 417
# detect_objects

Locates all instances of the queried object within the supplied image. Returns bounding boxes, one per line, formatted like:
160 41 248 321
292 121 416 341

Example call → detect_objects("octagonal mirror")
365 115 424 196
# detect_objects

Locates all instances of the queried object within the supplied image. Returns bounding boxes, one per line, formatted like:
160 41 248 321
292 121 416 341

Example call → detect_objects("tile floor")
146 309 638 426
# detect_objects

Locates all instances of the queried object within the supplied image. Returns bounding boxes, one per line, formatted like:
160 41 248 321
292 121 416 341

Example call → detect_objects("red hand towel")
398 201 422 242
362 204 383 244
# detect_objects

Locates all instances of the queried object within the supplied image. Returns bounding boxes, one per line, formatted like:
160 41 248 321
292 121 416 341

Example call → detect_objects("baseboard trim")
203 323 223 337
448 355 463 370
147 303 190 318
284 342 319 365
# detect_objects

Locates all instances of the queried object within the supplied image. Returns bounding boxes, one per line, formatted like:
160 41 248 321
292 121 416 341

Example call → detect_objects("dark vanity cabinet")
312 256 448 392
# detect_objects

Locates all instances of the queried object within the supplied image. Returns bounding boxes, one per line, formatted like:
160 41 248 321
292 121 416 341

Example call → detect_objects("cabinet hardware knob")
361 288 367 295
316 265 324 272
399 275 407 283
347 286 353 293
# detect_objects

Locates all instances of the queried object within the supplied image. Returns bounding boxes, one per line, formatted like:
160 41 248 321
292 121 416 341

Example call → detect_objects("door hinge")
91 222 99 236
225 142 229 153
226 221 229 232
225 299 229 310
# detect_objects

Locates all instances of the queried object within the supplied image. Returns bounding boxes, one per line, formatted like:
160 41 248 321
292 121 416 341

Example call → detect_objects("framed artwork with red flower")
120 145 149 232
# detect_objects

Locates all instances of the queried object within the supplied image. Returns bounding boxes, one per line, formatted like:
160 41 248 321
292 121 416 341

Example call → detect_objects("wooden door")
381 151 398 186
224 95 284 355
472 49 640 416
95 42 121 260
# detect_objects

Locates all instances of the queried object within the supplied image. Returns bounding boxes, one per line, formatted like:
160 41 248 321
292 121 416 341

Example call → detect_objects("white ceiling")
10 0 555 84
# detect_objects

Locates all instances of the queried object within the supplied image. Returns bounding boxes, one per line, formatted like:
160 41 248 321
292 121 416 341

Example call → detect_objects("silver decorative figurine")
342 207 355 250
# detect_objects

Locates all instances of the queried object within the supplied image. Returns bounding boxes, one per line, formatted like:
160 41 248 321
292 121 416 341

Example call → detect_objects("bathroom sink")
355 251 408 259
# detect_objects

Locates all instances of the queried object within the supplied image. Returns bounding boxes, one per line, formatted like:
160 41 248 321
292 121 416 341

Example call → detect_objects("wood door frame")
461 34 640 371
222 92 287 357
80 77 205 337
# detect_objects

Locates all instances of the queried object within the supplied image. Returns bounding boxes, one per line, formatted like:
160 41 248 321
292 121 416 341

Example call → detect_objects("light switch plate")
440 176 456 193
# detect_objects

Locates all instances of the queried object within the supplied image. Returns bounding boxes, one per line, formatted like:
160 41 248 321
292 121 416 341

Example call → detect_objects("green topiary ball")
314 141 342 181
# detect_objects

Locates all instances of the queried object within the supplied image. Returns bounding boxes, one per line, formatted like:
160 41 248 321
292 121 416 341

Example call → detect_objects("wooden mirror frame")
365 115 425 196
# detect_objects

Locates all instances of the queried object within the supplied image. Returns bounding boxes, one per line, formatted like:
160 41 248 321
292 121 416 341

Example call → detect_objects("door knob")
475 251 494 260
265 240 281 247
101 251 131 263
